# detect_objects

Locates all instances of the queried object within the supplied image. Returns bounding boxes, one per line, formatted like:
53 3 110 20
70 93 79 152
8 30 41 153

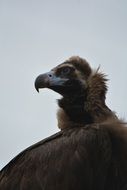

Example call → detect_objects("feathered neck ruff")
57 70 116 130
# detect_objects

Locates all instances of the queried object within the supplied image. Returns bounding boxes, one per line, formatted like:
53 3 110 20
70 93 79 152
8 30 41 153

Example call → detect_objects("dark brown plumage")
0 56 127 190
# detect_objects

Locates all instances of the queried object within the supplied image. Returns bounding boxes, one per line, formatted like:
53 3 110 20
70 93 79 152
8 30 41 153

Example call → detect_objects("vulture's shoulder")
0 125 111 184
0 130 63 173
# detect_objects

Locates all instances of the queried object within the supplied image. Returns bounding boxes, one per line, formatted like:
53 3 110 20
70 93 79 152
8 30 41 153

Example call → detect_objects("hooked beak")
35 71 68 92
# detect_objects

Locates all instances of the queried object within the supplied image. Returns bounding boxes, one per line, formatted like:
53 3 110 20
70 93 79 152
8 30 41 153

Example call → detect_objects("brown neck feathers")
57 72 116 130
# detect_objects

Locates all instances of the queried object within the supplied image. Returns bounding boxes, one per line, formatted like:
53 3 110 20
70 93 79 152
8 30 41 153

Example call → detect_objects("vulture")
0 56 127 190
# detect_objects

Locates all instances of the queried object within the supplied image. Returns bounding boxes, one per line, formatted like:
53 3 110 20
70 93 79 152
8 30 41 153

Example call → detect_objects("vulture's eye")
61 67 72 75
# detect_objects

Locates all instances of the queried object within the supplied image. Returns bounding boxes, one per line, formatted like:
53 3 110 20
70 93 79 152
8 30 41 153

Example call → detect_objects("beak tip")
36 88 39 93
34 73 50 93
35 85 39 93
34 82 39 93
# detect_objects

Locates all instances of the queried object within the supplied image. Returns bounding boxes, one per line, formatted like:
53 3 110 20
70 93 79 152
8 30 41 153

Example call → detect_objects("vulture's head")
35 56 113 128
35 56 106 99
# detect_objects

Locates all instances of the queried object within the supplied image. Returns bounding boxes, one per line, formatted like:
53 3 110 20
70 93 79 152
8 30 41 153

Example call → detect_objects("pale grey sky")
0 0 127 169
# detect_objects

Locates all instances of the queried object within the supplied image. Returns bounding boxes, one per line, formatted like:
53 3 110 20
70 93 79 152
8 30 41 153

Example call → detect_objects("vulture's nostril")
49 74 53 77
